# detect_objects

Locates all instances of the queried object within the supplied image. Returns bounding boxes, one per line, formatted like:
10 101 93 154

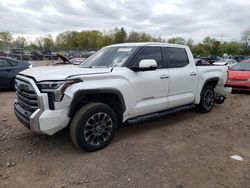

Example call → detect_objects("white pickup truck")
14 43 231 151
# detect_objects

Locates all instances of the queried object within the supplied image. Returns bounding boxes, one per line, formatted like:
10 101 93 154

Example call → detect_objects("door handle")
190 72 197 76
160 74 169 79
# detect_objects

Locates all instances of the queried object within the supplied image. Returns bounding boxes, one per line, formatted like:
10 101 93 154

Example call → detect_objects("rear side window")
133 47 163 68
165 47 189 68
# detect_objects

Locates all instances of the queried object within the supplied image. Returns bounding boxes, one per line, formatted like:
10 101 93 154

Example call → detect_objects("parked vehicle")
213 59 237 67
9 48 31 60
65 51 95 59
53 54 85 66
14 43 231 151
203 55 221 63
70 58 86 65
80 51 95 58
0 57 31 90
194 58 210 65
42 49 58 60
234 55 250 62
0 51 8 57
226 59 250 91
67 50 82 59
30 51 43 60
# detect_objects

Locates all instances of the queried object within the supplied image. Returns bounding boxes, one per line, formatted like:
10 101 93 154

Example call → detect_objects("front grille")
14 77 39 129
47 93 55 110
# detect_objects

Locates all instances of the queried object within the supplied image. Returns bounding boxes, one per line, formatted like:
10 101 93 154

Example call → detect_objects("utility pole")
247 36 250 47
220 33 224 43
19 44 22 61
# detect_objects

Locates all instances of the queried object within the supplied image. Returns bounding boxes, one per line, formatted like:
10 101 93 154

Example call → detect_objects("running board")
127 104 195 124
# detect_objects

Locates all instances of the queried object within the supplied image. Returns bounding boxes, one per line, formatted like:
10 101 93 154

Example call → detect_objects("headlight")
37 79 81 102
37 81 65 90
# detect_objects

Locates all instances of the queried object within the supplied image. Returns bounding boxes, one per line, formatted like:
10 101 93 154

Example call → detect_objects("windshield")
230 62 250 71
80 46 138 68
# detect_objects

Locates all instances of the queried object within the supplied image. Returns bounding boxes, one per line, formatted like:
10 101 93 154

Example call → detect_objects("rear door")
164 47 198 109
0 58 14 89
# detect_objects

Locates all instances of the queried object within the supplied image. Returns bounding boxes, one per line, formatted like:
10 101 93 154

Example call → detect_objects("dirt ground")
0 91 250 188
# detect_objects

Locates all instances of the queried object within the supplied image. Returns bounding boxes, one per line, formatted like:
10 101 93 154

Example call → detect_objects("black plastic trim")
69 89 126 117
200 77 219 95
127 104 194 124
14 104 31 129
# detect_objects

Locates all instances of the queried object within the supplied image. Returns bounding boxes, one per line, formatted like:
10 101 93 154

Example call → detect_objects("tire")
196 85 215 113
70 103 118 152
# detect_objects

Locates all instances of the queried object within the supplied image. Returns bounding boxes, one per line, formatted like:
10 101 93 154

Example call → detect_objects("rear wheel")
70 103 117 152
196 85 215 113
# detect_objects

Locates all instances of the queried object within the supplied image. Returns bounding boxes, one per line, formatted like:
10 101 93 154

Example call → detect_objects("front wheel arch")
68 89 126 122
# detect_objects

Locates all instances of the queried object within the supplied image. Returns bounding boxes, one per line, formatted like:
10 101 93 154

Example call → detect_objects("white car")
213 59 237 67
14 43 231 151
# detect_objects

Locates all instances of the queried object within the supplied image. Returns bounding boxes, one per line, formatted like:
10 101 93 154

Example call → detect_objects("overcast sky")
0 0 249 42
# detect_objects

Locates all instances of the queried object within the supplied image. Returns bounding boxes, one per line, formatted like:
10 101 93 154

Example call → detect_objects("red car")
226 59 250 91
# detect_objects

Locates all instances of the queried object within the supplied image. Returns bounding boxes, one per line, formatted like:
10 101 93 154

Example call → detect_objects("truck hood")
20 65 112 81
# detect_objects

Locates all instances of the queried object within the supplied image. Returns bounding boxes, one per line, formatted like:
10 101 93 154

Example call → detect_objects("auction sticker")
117 48 132 52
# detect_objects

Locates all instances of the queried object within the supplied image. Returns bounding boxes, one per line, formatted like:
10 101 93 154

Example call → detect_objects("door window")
164 47 189 68
133 47 163 68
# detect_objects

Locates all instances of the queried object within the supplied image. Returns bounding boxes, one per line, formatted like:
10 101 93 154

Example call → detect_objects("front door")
127 46 170 118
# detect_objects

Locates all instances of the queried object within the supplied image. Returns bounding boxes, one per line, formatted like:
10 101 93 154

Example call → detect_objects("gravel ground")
0 91 250 188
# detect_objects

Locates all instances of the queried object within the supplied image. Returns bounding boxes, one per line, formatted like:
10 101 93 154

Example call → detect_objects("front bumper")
14 75 70 135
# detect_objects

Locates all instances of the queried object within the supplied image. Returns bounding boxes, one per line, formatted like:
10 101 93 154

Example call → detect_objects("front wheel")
70 103 117 152
196 85 215 113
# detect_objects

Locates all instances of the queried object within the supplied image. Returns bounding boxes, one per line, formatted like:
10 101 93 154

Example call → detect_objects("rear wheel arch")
195 77 219 104
202 78 219 90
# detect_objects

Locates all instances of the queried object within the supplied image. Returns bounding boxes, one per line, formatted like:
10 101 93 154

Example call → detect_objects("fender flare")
68 88 126 117
200 77 219 95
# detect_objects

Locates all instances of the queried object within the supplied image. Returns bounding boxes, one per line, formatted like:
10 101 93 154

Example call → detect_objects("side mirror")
132 59 157 71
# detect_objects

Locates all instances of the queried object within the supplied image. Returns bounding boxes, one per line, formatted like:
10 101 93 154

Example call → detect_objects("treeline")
0 27 249 56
